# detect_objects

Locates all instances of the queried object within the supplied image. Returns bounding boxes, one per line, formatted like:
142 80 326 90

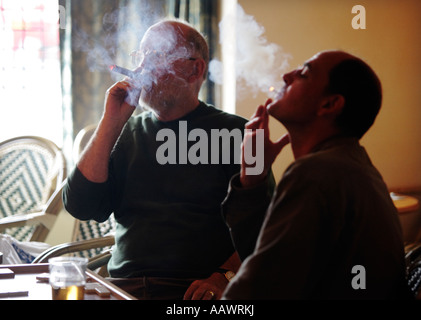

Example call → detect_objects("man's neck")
153 98 200 122
288 125 342 160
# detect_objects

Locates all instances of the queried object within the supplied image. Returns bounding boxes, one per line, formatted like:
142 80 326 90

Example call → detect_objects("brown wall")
233 0 421 191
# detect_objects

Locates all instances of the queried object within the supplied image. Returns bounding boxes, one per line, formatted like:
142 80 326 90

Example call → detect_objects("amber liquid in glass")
51 285 85 300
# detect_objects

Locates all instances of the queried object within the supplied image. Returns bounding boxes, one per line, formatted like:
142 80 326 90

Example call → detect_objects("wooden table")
0 264 137 300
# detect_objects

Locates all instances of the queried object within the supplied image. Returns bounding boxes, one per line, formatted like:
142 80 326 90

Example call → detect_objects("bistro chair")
0 136 66 243
405 242 421 299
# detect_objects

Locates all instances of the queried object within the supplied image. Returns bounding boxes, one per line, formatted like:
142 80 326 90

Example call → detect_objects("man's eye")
300 65 310 77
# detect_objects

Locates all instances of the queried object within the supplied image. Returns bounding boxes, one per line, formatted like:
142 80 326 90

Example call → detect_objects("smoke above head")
209 4 291 99
72 6 140 71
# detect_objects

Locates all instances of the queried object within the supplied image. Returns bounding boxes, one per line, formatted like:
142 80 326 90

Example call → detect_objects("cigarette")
109 65 136 78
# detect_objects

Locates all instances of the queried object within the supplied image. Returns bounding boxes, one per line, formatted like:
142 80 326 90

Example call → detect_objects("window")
0 0 63 147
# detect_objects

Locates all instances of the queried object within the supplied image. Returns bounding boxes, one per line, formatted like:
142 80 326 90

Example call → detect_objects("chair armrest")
0 212 57 232
32 235 115 264
0 181 65 234
87 249 113 271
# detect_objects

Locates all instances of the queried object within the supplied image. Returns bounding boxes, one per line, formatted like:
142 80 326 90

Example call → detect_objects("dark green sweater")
63 102 249 279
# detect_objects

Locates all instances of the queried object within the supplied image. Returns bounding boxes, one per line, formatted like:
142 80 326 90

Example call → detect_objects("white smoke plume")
209 4 291 99
72 4 161 75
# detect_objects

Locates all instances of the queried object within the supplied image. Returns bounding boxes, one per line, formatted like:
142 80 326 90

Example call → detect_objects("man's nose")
283 70 294 85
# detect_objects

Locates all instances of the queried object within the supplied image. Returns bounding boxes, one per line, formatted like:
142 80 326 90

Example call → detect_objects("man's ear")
318 94 345 117
188 58 206 83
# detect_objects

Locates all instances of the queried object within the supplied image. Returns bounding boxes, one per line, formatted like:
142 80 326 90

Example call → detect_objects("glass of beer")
49 257 88 300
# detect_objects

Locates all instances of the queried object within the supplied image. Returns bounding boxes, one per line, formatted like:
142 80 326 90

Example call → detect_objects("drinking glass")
49 257 88 300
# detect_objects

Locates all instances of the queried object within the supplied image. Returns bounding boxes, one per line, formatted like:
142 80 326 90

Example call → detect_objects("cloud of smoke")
209 4 291 99
72 4 161 73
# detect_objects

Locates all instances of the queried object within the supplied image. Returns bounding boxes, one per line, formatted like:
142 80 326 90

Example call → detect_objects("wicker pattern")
74 216 116 258
0 136 66 242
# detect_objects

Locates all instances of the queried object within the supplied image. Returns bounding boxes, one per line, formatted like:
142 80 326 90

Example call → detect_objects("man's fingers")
202 290 216 300
183 281 198 300
250 98 271 121
245 117 262 130
186 287 216 300
250 104 265 119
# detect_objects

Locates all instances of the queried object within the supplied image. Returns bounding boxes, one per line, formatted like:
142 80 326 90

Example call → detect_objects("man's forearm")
77 117 126 183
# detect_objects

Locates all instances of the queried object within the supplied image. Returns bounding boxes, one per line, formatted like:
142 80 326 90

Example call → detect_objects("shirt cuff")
62 166 112 221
